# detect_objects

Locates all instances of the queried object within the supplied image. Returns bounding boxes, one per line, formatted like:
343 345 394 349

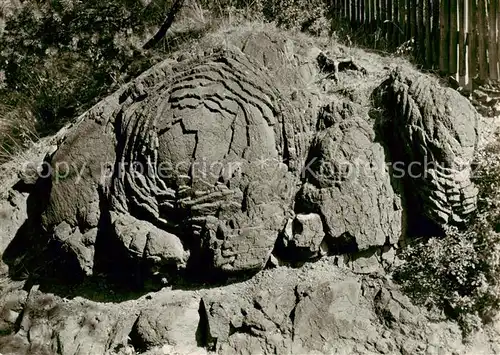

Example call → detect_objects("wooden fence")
330 0 500 88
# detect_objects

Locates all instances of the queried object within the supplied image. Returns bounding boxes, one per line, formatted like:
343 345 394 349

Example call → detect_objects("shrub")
260 0 330 34
394 134 500 334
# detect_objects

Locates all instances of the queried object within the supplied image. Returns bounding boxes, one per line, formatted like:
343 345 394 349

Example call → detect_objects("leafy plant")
395 134 500 335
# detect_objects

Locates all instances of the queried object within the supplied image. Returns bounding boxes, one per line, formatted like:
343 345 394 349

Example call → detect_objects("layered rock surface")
1 261 499 355
0 24 491 355
375 68 479 226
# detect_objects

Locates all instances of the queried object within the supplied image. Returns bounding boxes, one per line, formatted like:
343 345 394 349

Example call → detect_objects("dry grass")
0 102 39 165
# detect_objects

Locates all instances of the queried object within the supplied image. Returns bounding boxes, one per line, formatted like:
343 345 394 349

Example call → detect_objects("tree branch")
142 0 186 50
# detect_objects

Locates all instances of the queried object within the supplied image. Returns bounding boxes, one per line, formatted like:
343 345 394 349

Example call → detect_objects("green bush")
395 136 500 334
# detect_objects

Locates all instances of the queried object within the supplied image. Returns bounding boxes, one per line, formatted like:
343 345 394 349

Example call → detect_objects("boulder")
375 67 479 226
297 100 403 252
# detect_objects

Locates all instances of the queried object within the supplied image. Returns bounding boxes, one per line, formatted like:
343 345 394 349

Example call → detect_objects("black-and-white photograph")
0 0 499 354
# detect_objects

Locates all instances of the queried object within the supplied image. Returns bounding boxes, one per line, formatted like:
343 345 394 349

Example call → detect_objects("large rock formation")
296 100 403 254
375 68 479 226
0 24 492 355
2 28 479 287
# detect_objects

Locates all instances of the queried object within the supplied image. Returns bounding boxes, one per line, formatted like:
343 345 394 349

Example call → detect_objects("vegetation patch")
395 134 500 334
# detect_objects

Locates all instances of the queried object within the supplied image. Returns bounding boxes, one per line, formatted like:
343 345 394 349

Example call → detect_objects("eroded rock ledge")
0 25 489 355
2 261 493 355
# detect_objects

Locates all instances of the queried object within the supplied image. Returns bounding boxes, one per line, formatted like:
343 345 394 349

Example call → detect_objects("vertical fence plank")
406 0 411 39
411 0 417 41
360 0 364 24
440 0 450 73
425 0 432 66
370 0 377 30
358 0 362 24
450 0 458 76
489 0 498 80
459 0 466 85
381 0 387 43
469 0 477 87
393 0 399 45
362 0 367 25
497 0 500 78
387 0 393 44
433 0 440 67
353 0 357 24
417 0 425 63
361 0 368 27
351 0 356 25
365 0 370 27
376 0 381 29
372 0 375 27
371 0 376 30
478 0 488 81
399 0 406 43
356 0 360 24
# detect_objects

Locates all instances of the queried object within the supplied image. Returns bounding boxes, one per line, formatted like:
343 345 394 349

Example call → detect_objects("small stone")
375 339 389 354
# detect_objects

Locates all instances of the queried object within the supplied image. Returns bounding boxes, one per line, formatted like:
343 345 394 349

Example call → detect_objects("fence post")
488 0 498 80
478 0 488 81
450 0 458 77
459 0 466 86
440 0 450 74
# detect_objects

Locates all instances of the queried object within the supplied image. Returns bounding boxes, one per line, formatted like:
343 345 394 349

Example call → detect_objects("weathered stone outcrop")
5 42 307 284
375 68 479 226
2 29 479 288
294 100 403 253
0 25 492 355
1 262 492 355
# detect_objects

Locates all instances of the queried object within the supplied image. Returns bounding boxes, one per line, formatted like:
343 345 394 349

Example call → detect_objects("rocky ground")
0 22 500 355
